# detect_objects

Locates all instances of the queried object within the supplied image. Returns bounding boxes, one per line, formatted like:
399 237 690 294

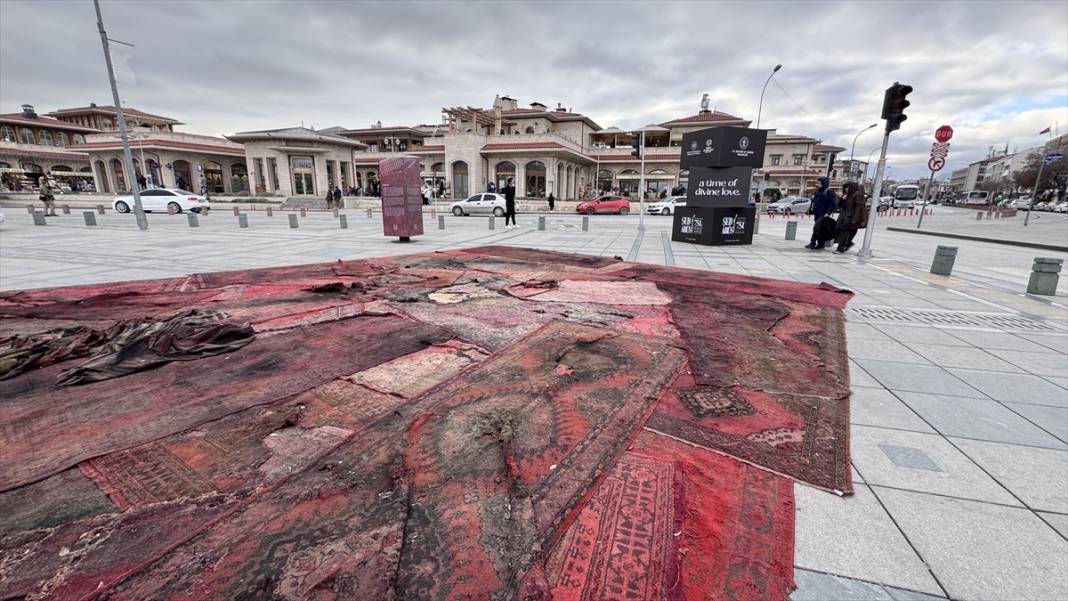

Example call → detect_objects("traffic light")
631 131 643 159
881 82 913 132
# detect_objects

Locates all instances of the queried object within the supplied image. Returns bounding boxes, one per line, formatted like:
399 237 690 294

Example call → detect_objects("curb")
886 227 1068 253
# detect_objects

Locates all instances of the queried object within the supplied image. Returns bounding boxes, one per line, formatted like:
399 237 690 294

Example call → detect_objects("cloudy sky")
2 0 1066 178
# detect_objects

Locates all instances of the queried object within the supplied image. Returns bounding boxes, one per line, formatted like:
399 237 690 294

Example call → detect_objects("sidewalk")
1 209 1065 600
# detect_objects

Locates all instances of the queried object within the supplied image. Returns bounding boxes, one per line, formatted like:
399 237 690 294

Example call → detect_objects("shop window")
19 129 35 144
73 134 86 144
770 155 781 166
0 126 14 142
55 132 69 147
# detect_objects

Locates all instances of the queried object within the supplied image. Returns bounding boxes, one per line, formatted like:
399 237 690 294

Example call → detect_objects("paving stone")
874 324 969 346
876 487 1068 601
904 343 1025 373
850 387 934 433
1019 333 1068 354
896 391 1067 449
793 484 943 595
849 338 933 364
846 322 895 341
1047 375 1068 390
999 350 1068 378
1002 401 1068 443
947 369 1068 408
945 329 1053 352
851 426 1019 505
951 438 1068 513
854 360 984 398
791 569 894 600
850 361 884 389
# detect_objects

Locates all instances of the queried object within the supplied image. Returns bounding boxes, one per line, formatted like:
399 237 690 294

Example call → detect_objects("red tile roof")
813 144 845 152
73 139 244 156
0 146 90 159
660 111 744 126
482 142 566 151
0 113 100 132
47 105 181 123
409 145 445 152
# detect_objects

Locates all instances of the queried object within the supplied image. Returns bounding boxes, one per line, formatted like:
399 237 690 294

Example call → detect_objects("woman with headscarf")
834 181 866 253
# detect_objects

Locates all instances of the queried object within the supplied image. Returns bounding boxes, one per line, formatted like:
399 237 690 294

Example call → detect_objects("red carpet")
0 247 851 600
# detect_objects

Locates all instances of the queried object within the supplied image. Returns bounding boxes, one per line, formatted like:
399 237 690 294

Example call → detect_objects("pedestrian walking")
547 193 555 212
325 189 335 209
834 181 866 253
39 181 57 216
333 185 342 208
488 182 496 194
805 176 838 250
503 177 517 229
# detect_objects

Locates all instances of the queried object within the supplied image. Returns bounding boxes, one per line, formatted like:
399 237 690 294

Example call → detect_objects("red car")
576 194 631 215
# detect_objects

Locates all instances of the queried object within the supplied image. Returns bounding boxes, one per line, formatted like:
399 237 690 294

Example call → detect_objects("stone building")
47 103 181 132
227 127 366 197
0 104 98 191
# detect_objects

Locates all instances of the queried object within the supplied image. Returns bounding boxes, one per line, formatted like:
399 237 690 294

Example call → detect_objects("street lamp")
755 64 782 130
849 123 878 180
862 146 880 184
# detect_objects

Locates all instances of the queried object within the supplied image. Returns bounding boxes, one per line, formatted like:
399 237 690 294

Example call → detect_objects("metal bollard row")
930 245 957 276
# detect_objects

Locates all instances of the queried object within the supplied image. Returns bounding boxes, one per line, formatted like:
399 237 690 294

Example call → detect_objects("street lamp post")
862 147 880 185
755 64 782 130
849 123 878 180
93 0 146 230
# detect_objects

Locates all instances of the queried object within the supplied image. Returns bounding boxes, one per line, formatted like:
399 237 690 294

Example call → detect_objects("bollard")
62 204 70 215
785 220 798 240
582 215 589 231
1027 257 1063 295
97 204 106 214
300 207 307 217
339 214 348 229
25 204 34 214
32 211 46 226
83 211 97 226
995 211 1002 219
438 214 445 230
754 212 760 235
538 215 546 231
488 216 495 230
367 208 373 219
975 211 983 220
288 214 299 228
232 206 240 216
930 245 958 276
187 213 199 228
238 214 248 228
266 206 273 217
333 208 339 218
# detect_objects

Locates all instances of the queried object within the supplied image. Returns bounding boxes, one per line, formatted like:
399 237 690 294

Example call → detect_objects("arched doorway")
110 158 128 192
172 160 192 191
525 160 546 198
95 160 111 193
230 162 249 194
451 161 468 199
619 169 639 198
366 170 379 196
565 164 574 199
204 161 225 194
647 169 670 198
597 169 613 193
494 161 515 191
144 156 162 188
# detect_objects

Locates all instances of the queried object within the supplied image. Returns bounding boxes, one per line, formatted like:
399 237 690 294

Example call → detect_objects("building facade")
227 127 366 197
0 104 98 192
47 103 181 133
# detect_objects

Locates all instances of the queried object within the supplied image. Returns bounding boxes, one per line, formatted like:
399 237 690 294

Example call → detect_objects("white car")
766 196 811 215
1053 201 1068 213
647 196 686 215
113 189 209 214
450 193 507 216
1007 198 1033 210
893 198 917 209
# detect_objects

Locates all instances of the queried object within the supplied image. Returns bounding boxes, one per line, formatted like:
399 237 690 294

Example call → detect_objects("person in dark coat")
805 176 838 249
333 186 342 207
503 177 517 229
834 181 865 253
547 192 555 212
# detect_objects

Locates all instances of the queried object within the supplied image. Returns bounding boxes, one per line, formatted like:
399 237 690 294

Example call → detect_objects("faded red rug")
0 246 851 600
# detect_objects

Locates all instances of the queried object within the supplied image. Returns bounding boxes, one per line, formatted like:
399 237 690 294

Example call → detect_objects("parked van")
965 190 991 204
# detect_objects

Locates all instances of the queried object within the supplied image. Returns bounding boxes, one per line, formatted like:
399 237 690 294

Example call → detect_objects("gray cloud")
1 0 1065 178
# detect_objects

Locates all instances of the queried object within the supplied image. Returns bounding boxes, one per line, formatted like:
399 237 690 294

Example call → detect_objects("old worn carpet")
0 246 852 600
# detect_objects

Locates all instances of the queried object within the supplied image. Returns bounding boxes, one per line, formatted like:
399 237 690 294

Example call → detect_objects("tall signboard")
379 156 424 241
672 127 767 246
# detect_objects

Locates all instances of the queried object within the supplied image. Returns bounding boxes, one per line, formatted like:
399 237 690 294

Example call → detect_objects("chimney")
530 102 547 112
20 104 37 118
499 96 518 111
90 102 98 108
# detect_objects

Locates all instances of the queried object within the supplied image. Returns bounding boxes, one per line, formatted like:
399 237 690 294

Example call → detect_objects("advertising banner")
379 156 424 239
671 206 755 245
685 166 753 208
680 127 768 169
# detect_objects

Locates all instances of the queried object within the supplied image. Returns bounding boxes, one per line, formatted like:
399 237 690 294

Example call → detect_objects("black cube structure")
673 127 767 246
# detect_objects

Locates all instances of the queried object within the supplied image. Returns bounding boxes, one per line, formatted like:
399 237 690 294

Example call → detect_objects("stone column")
516 162 526 197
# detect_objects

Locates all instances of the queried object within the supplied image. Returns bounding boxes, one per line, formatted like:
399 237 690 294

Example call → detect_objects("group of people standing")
804 176 868 254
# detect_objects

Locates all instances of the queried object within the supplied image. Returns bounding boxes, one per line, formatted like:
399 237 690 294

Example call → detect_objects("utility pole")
1024 158 1046 227
94 0 147 230
858 82 913 259
638 130 646 231
857 131 890 258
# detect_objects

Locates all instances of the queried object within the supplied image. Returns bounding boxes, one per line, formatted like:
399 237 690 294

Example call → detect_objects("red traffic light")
882 82 913 132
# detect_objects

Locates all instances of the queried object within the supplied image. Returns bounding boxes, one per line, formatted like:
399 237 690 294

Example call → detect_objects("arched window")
0 162 10 169
524 161 546 198
524 126 535 134
22 163 43 174
55 132 69 147
110 158 128 192
620 169 639 175
597 169 613 192
19 129 35 144
38 131 53 146
451 161 469 198
204 161 224 194
430 162 444 174
73 134 86 144
230 162 249 194
495 161 516 190
51 165 73 174
649 168 668 175
0 126 14 142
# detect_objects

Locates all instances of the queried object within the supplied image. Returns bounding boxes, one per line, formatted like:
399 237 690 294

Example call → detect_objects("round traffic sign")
928 156 946 172
935 125 954 143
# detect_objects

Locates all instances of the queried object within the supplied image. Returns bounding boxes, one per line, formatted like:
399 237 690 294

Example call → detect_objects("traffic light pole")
857 129 890 259
638 130 646 232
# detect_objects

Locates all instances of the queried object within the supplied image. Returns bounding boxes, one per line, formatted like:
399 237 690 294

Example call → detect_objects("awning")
51 170 94 177
616 173 677 180
0 167 26 174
